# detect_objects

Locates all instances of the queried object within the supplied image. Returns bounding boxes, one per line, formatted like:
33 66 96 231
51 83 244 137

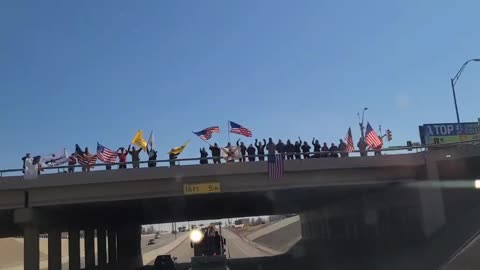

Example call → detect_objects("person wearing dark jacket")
147 146 157 167
276 140 285 159
321 143 329 157
329 143 339 158
209 143 221 164
338 139 348 158
200 147 209 164
128 145 142 168
266 138 276 153
357 138 368 157
169 151 178 167
285 140 295 160
301 141 311 159
236 139 247 162
312 138 321 158
255 139 267 161
246 144 256 162
294 138 302 159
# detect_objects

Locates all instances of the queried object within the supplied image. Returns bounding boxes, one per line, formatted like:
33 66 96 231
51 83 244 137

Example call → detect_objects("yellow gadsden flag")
131 130 147 151
169 140 190 155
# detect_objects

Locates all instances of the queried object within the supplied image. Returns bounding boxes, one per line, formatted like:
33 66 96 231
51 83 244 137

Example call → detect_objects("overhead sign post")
418 122 480 145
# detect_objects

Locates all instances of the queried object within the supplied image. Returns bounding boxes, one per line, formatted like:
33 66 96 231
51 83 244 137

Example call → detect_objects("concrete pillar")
420 153 446 237
24 225 39 270
48 228 62 270
84 229 95 270
107 229 117 265
116 224 143 270
68 229 81 270
97 228 107 267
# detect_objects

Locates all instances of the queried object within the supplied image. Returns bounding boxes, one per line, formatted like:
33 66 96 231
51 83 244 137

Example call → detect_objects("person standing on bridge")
117 147 128 169
312 138 321 158
301 141 311 159
22 153 31 173
255 139 266 161
266 138 276 160
329 143 339 158
294 138 302 160
285 139 295 160
128 145 142 168
236 139 247 162
147 146 157 167
169 151 178 167
209 143 221 164
200 147 208 164
338 139 348 158
247 143 256 162
276 139 285 159
68 153 77 173
321 143 329 158
357 138 368 157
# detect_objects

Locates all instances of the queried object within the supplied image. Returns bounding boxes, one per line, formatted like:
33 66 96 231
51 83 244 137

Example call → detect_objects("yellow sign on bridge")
183 182 221 195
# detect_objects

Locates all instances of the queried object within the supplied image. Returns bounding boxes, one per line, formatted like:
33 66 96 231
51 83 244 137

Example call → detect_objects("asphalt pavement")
165 228 272 264
141 233 177 253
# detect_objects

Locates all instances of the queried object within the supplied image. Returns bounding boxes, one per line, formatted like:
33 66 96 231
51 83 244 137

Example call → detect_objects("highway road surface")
165 229 272 264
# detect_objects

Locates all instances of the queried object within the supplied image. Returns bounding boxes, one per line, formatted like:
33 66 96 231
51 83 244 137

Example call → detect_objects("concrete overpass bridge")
1 145 480 270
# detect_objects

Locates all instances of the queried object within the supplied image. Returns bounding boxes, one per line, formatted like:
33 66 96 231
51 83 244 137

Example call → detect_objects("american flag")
344 127 354 152
365 122 382 148
75 144 97 166
96 142 117 164
268 154 285 180
75 153 97 166
193 126 220 140
229 121 252 137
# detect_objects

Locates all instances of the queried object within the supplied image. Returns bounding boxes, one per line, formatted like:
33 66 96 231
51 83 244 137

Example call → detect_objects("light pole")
357 107 368 139
450 59 480 123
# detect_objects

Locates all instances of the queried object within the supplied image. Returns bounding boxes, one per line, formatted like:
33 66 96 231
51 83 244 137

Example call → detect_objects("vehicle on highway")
190 226 226 256
153 255 177 270
147 239 155 245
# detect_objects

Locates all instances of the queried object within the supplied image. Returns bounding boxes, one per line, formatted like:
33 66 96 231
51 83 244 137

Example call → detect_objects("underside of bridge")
4 151 480 270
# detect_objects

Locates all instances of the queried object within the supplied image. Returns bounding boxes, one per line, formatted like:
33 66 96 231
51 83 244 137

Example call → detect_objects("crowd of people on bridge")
199 137 373 164
18 121 387 175
20 136 383 174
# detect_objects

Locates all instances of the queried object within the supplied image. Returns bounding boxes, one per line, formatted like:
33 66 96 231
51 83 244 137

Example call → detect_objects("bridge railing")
0 139 478 177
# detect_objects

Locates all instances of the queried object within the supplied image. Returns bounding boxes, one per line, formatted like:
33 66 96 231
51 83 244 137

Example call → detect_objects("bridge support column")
97 228 107 268
48 228 62 270
116 224 143 270
84 229 96 270
68 229 81 270
296 184 447 269
420 154 446 237
107 228 117 267
24 224 40 270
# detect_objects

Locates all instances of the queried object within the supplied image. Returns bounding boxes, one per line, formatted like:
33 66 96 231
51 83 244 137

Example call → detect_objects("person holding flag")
128 145 142 168
169 140 190 167
146 131 157 167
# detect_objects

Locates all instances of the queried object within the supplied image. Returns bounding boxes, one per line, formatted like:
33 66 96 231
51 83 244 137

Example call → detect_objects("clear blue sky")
1 0 480 169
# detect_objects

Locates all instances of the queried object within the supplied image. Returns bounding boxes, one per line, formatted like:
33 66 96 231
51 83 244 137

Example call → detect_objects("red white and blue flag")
96 142 118 164
268 154 285 180
193 126 220 140
365 122 382 148
345 127 354 152
75 144 97 166
229 121 252 137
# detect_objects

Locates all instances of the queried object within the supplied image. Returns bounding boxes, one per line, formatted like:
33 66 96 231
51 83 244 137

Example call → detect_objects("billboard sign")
418 122 480 145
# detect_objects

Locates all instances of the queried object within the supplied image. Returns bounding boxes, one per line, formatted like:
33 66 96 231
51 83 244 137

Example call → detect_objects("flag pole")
227 120 231 144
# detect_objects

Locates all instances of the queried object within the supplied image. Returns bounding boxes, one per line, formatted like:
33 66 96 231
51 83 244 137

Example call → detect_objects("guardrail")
0 139 478 177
